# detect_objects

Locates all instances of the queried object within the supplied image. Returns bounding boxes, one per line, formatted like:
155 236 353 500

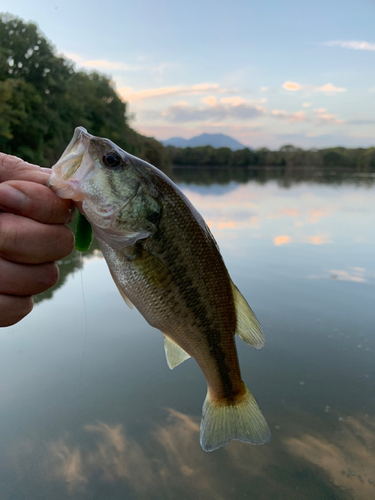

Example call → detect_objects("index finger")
0 153 50 185
0 180 74 224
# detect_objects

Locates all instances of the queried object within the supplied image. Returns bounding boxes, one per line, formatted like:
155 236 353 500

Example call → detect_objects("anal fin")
231 281 264 349
163 334 191 369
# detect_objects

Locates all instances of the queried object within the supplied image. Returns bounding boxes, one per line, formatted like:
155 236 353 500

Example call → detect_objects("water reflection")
34 238 101 304
171 166 375 188
286 415 375 499
1 167 374 499
34 167 375 306
7 409 375 499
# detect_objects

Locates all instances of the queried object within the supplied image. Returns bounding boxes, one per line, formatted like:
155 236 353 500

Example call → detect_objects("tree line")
165 144 375 171
0 13 167 169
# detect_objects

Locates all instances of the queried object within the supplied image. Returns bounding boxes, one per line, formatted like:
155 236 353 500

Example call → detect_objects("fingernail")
0 184 27 210
66 205 76 224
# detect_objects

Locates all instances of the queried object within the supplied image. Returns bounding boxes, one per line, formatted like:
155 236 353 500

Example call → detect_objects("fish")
48 127 271 452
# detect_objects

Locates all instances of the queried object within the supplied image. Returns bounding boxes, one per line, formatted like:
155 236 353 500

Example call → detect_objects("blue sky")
2 0 375 149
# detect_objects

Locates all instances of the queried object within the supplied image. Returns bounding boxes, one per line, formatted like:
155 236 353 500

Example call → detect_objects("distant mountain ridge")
163 133 247 151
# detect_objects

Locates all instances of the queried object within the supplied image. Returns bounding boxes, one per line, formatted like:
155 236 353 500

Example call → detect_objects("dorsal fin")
231 282 264 349
163 334 191 369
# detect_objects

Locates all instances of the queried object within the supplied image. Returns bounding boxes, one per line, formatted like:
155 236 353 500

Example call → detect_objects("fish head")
48 127 162 248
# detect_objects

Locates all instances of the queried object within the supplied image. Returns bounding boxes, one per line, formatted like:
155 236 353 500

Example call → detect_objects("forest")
1 13 374 173
165 144 375 171
0 13 167 170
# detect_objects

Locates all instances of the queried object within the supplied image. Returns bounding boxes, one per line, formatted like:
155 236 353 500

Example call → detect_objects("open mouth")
47 127 92 199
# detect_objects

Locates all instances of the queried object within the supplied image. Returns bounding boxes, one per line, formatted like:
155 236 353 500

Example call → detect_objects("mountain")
163 133 247 150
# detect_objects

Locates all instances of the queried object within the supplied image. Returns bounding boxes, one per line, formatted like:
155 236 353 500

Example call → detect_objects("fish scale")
48 126 271 451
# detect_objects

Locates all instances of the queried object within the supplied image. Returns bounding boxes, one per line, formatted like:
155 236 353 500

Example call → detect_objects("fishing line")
64 250 90 483
78 251 89 398
75 210 92 398
64 212 93 482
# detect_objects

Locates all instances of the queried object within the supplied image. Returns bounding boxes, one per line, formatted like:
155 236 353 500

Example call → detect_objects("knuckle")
22 296 34 317
0 153 11 173
59 225 75 254
0 214 17 256
42 262 60 289
0 295 33 327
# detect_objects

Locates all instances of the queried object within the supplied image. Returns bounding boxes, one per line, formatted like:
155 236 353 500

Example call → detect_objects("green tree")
0 13 167 170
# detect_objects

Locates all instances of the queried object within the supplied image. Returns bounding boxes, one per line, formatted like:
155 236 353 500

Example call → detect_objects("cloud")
285 415 375 499
201 96 217 106
307 208 335 224
118 83 236 101
325 40 375 51
313 108 345 125
8 412 274 499
217 221 238 230
80 60 140 71
304 235 332 245
273 234 332 247
283 81 302 91
329 268 366 282
314 83 346 93
8 410 375 499
274 235 291 246
160 100 266 123
270 106 344 126
271 110 308 122
64 52 142 72
302 103 312 108
220 96 247 106
282 81 346 93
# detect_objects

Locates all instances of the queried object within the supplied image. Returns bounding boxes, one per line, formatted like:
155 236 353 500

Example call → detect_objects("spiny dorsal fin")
163 334 191 369
231 281 264 349
110 270 134 309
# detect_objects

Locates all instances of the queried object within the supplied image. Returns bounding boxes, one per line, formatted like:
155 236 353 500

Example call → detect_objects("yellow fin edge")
200 386 271 452
231 281 265 349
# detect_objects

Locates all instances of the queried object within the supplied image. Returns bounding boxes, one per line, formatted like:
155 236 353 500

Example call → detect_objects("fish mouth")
47 127 92 201
48 127 144 246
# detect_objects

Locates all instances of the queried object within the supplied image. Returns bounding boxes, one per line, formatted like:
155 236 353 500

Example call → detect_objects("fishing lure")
74 210 93 252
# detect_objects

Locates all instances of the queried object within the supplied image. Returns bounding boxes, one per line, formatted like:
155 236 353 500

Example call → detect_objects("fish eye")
102 152 122 168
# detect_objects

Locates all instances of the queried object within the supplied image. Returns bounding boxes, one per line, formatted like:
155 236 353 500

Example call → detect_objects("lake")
1 167 374 500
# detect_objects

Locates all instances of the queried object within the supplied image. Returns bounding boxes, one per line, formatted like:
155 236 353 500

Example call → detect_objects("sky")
2 0 375 149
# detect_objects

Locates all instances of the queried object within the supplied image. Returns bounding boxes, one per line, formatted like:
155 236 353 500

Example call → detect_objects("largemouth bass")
48 127 271 451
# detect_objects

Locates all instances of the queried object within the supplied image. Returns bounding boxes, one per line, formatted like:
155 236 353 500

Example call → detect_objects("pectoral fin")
231 281 264 349
109 270 134 309
163 334 191 369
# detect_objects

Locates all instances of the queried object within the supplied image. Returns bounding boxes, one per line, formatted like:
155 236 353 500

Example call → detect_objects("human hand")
0 153 75 326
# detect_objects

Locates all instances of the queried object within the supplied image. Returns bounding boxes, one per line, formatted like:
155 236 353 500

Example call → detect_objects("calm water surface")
0 169 374 500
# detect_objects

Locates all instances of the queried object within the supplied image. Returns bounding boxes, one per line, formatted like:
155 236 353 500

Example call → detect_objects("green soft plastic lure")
75 210 93 252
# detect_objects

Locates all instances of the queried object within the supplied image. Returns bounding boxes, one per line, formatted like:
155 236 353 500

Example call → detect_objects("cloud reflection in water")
7 410 375 499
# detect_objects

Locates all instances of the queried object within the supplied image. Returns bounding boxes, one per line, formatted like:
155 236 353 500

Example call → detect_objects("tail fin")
200 386 271 452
